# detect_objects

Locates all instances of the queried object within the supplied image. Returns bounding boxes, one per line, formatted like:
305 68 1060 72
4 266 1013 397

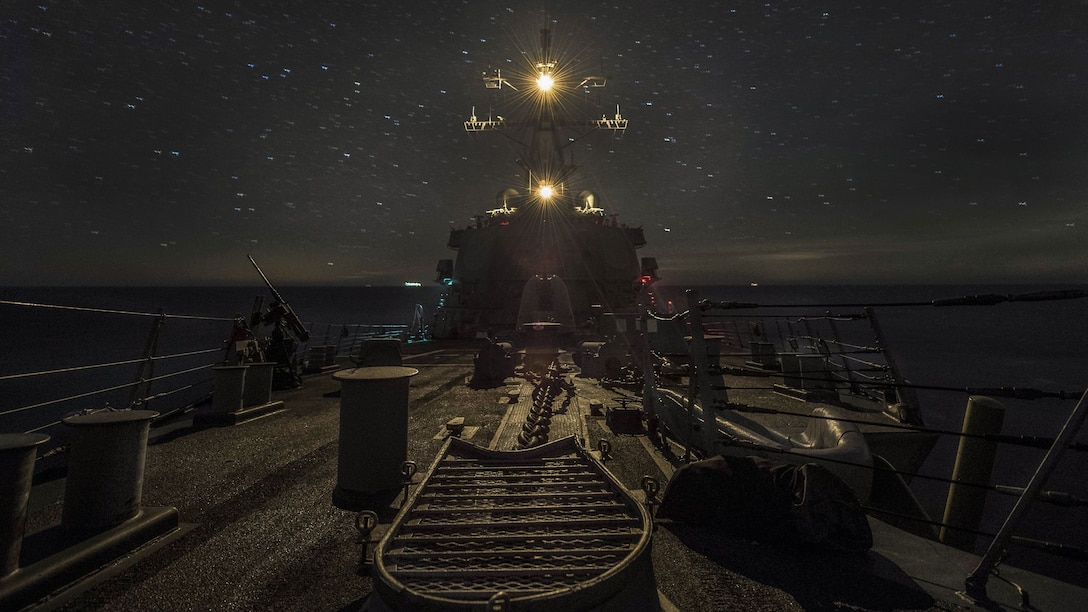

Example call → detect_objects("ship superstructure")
432 29 657 340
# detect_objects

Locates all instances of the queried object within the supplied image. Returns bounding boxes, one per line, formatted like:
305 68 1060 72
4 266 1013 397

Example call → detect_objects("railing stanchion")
964 387 1088 605
129 312 166 409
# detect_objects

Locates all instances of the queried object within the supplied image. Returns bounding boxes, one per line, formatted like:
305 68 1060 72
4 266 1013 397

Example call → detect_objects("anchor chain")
517 364 576 449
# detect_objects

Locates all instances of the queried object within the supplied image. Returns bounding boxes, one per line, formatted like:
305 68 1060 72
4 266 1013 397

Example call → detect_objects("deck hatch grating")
388 562 624 576
412 500 627 513
373 436 652 607
419 490 615 502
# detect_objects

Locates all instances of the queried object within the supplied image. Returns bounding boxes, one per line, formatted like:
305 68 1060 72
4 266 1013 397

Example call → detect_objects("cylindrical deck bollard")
242 362 276 407
61 410 158 531
0 433 49 578
332 366 418 510
357 338 403 366
940 396 1006 549
210 365 248 415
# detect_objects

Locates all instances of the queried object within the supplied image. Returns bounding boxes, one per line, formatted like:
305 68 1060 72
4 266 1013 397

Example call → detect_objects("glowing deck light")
536 73 554 92
538 184 555 199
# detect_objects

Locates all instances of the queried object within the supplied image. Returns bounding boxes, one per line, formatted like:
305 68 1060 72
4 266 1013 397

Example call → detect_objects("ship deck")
18 346 1087 611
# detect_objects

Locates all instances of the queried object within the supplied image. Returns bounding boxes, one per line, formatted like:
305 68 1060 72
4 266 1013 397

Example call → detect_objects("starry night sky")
2 1 1086 286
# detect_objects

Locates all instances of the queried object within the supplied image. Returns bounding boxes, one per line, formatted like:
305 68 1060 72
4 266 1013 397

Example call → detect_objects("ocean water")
0 285 444 433
2 283 1086 583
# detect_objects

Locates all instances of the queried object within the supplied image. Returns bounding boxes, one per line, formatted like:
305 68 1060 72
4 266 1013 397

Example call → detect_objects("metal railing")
0 299 234 436
0 297 431 438
638 288 1087 603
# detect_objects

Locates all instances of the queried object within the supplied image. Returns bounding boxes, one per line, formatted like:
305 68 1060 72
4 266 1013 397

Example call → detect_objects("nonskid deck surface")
17 346 1086 611
373 437 653 609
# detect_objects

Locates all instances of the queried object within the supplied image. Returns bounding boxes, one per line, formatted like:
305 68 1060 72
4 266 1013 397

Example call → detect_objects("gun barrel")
247 255 309 342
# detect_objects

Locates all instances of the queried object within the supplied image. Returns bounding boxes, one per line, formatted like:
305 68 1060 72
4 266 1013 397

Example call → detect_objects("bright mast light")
536 72 554 92
538 184 555 199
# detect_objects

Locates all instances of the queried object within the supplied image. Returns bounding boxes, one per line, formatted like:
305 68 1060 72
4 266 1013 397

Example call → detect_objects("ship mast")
465 29 628 204
433 28 649 340
527 28 563 189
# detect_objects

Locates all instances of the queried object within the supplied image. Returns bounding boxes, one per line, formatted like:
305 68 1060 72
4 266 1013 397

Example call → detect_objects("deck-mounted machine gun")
247 255 310 389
